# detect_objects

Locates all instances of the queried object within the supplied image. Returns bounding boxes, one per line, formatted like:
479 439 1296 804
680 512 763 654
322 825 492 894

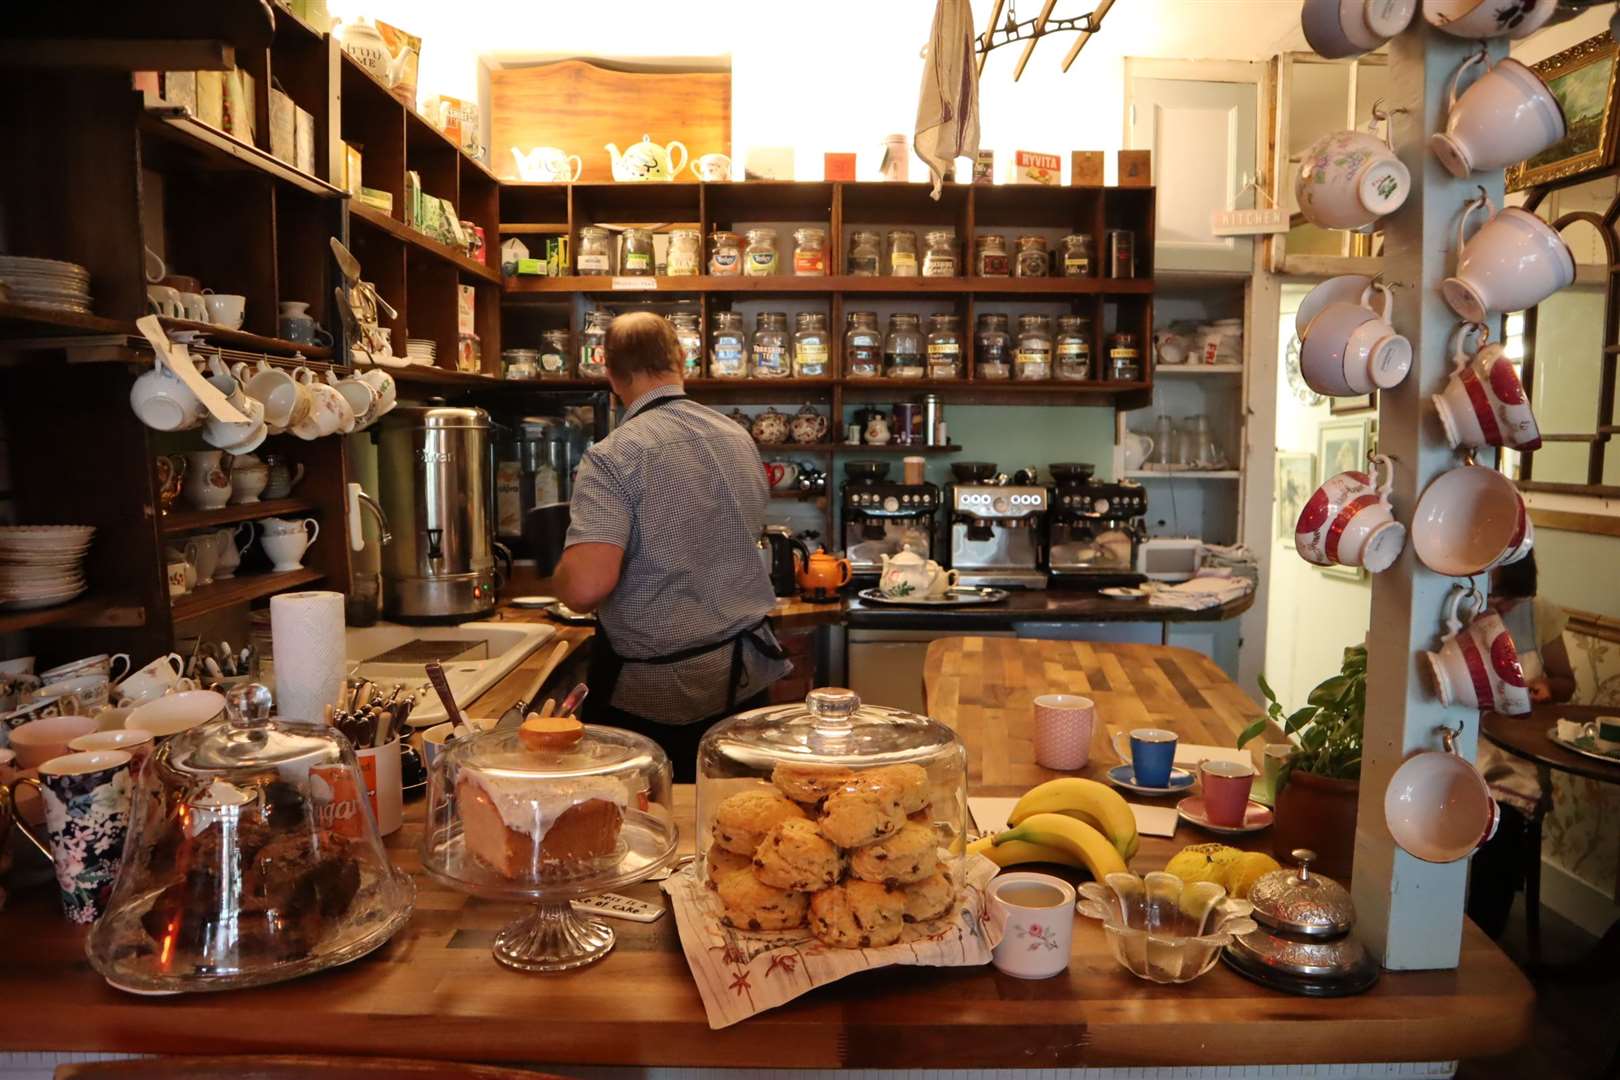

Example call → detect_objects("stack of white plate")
0 526 94 611
0 256 93 314
405 338 438 365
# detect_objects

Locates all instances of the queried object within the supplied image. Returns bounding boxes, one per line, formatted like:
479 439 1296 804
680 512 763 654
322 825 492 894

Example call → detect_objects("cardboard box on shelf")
294 106 315 175
823 153 856 181
545 236 570 277
343 143 363 195
973 150 995 185
356 187 394 215
457 286 476 336
163 71 197 115
1071 151 1104 186
269 88 296 164
1010 150 1060 185
1118 149 1152 187
196 70 223 129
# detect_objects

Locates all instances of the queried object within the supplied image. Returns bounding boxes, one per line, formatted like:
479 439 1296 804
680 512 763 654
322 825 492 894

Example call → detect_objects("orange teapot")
796 550 851 601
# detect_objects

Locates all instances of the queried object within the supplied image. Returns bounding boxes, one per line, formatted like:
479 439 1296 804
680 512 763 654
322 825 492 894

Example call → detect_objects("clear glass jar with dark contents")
539 328 572 379
884 313 924 378
847 230 882 276
621 228 655 276
1015 313 1052 381
975 234 1009 277
975 313 1011 380
792 312 831 377
709 310 747 378
845 311 882 378
1014 235 1050 278
671 311 703 377
1107 332 1142 380
751 311 791 378
579 310 611 378
926 313 963 379
1060 234 1095 277
1055 315 1092 381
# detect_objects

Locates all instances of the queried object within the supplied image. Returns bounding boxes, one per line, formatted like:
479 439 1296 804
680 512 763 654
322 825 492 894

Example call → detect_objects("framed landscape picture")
1275 452 1314 547
1331 390 1376 415
1508 32 1620 191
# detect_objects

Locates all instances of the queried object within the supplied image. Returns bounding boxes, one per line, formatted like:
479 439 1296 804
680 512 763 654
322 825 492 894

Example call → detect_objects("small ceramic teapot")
790 406 829 445
604 135 689 182
797 551 852 599
878 548 957 599
864 414 892 446
726 407 752 429
751 407 790 445
511 146 583 182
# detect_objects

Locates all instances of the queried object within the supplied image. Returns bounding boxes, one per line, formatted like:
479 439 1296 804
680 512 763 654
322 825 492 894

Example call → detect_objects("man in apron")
552 312 788 779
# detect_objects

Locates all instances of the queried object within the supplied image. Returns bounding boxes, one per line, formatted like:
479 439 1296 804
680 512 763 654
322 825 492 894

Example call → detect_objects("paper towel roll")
270 590 346 724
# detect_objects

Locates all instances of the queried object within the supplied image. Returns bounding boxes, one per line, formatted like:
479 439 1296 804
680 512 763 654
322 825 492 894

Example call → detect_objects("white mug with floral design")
1295 126 1410 232
988 872 1077 979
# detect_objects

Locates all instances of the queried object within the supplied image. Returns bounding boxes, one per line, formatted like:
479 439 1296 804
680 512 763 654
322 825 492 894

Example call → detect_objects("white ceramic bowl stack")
0 256 93 315
0 525 95 611
405 338 437 366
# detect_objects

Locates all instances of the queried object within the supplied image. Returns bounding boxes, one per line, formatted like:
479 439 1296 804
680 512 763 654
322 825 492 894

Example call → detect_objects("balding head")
605 311 682 382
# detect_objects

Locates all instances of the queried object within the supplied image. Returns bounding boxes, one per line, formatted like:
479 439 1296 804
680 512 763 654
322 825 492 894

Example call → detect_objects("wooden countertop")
0 640 1532 1070
846 586 1254 628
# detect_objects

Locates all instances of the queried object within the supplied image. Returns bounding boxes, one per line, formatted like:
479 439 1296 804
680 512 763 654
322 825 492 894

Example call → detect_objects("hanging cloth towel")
914 0 981 200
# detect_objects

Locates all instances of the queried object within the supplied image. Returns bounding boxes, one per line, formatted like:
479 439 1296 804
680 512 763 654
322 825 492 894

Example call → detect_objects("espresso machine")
841 460 940 580
1047 463 1149 588
946 462 1049 589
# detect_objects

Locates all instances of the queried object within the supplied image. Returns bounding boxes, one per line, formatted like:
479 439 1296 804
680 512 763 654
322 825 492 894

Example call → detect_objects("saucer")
1177 795 1274 835
1106 763 1196 796
509 595 558 609
1100 586 1150 600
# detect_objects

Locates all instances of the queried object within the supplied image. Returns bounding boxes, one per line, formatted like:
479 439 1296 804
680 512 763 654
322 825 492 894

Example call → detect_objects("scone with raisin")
900 871 956 922
705 846 752 888
753 818 843 891
819 782 906 848
848 821 938 886
808 880 905 948
861 763 930 814
716 868 809 931
771 762 855 805
712 789 808 855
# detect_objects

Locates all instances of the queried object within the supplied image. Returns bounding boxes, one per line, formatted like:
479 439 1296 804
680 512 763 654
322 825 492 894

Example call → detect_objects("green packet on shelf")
515 258 545 275
355 187 393 214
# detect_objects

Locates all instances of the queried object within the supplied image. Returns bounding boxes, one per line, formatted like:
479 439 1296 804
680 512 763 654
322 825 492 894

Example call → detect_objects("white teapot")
511 146 582 183
605 135 688 182
879 548 959 599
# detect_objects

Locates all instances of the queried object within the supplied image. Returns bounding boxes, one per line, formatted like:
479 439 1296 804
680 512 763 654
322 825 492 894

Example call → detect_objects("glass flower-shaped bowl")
1078 870 1258 984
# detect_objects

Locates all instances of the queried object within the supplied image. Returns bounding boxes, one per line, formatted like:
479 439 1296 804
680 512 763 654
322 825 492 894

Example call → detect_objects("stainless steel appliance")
377 405 507 622
496 415 583 555
841 462 940 579
947 483 1049 589
1048 476 1149 588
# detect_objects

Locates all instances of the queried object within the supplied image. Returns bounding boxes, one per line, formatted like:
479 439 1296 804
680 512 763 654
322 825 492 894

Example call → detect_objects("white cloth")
914 0 980 199
1146 575 1255 611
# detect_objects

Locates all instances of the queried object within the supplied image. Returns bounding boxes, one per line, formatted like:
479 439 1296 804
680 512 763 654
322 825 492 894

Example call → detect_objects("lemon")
1164 843 1242 886
1224 851 1282 899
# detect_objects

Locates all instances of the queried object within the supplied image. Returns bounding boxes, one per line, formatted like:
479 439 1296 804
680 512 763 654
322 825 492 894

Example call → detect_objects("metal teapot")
604 134 689 182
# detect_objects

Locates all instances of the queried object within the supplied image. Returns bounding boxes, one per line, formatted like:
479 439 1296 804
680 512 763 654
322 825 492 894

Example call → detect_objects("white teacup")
126 690 225 739
1422 0 1557 39
230 459 270 504
179 291 209 322
328 370 375 430
1385 723 1499 864
40 674 111 713
262 521 318 571
185 531 225 588
129 365 205 432
1431 50 1566 178
1442 193 1575 323
1295 452 1406 573
69 727 155 770
1411 462 1531 577
691 152 733 181
1295 274 1390 339
988 872 1077 980
203 394 266 451
145 284 184 319
1303 0 1416 58
41 653 130 686
1300 282 1411 397
291 369 350 439
359 368 397 414
113 653 187 705
1433 324 1542 452
245 360 312 431
203 292 246 330
1423 589 1530 716
1295 128 1410 231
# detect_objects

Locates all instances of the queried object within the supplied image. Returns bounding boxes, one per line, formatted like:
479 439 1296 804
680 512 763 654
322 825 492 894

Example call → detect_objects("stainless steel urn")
377 405 500 621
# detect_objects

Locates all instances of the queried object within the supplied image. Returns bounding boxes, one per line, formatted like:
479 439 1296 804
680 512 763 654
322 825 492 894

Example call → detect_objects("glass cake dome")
86 684 414 994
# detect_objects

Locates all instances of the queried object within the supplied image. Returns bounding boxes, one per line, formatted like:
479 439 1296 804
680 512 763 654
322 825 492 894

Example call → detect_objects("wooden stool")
56 1057 575 1079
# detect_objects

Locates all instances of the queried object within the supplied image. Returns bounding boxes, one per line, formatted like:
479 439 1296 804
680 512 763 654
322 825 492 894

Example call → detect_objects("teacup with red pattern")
1424 588 1530 716
1295 452 1406 573
1433 324 1541 452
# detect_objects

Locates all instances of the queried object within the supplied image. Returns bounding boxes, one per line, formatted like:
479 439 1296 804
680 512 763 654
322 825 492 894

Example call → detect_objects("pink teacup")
1295 452 1406 573
1385 725 1499 863
1199 759 1257 827
1424 588 1530 715
1433 324 1542 452
9 714 100 769
1033 694 1094 771
1411 462 1530 577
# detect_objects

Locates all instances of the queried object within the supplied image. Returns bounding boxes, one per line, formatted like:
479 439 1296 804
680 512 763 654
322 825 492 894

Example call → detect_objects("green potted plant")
1238 644 1365 880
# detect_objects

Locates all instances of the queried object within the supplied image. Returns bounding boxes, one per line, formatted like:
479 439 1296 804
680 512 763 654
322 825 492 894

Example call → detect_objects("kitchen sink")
345 620 556 727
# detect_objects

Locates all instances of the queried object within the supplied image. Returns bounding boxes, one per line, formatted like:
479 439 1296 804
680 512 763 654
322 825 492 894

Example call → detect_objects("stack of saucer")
0 526 95 610
0 256 93 314
405 338 438 365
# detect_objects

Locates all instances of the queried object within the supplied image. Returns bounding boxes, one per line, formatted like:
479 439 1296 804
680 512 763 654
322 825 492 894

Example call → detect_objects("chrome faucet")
354 489 393 546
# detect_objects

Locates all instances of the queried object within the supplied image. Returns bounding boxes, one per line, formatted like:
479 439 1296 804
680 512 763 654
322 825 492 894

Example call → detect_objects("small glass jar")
1015 235 1050 278
751 311 791 378
539 328 572 379
887 229 919 277
667 229 702 277
922 231 957 277
671 311 704 377
709 310 747 378
792 227 827 276
577 226 612 275
744 228 779 277
579 310 611 378
974 313 1011 380
1107 332 1142 381
1055 315 1092 381
1060 234 1095 277
884 313 924 378
709 230 742 276
845 311 882 378
925 313 963 379
847 230 882 276
792 312 831 377
1107 229 1136 278
975 234 1009 277
1015 314 1052 381
620 227 655 276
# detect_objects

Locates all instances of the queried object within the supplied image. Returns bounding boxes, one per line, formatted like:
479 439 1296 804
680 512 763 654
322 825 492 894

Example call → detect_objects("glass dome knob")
805 688 860 748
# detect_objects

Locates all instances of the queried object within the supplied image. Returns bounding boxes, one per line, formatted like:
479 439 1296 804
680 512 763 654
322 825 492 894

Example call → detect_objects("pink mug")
1199 759 1257 827
1424 588 1530 715
1032 694 1094 771
1433 323 1542 452
1295 452 1406 573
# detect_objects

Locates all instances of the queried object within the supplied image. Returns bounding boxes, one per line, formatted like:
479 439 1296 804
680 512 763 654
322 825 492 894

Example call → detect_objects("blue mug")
1111 727 1178 788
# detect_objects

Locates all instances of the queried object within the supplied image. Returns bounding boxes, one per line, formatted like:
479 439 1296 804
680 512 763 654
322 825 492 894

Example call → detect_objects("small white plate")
509 595 558 609
1100 586 1150 600
1177 795 1274 835
1105 763 1196 796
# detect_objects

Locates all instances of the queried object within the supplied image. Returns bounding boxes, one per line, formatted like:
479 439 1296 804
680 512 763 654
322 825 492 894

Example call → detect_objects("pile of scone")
705 761 957 949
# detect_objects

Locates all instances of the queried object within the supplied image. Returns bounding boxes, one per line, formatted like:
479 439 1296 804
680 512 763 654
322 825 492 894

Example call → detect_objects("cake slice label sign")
310 763 368 839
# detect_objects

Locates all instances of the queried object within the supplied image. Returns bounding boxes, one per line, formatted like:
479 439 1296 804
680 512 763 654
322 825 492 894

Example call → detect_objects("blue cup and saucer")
1106 727 1195 795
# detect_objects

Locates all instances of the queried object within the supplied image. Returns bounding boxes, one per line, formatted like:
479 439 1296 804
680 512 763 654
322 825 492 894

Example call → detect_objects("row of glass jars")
709 311 832 378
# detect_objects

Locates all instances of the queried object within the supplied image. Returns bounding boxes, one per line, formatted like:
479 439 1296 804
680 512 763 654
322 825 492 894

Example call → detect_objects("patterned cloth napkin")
662 853 1001 1029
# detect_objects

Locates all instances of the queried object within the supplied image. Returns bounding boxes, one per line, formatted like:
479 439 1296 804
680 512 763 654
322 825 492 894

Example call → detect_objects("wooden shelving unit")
171 567 324 621
0 595 146 636
159 497 322 535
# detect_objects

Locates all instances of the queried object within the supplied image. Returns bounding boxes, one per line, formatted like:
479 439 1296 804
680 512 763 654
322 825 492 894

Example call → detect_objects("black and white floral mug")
6 749 134 923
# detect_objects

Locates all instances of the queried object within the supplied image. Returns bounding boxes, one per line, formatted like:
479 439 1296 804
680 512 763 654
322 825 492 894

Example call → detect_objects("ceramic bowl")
1410 464 1529 576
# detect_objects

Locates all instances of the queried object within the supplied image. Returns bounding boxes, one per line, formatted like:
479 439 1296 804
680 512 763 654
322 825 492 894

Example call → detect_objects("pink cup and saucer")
1178 759 1272 834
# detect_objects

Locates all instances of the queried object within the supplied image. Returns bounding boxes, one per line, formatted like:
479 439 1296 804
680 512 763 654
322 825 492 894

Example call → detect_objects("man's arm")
554 541 624 613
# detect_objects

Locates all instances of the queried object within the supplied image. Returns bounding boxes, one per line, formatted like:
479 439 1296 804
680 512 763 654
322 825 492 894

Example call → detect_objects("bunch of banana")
1007 777 1139 861
967 812 1129 881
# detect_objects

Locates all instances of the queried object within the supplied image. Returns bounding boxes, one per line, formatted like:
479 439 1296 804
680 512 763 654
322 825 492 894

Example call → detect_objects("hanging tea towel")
914 0 981 199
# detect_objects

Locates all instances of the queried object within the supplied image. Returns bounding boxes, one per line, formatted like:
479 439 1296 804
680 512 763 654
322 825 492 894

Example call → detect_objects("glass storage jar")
1107 229 1136 278
502 348 540 380
1015 235 1050 277
884 313 924 378
751 311 791 378
1015 314 1053 381
845 311 882 379
672 312 704 377
621 228 655 276
577 226 613 275
694 688 969 950
710 310 748 379
792 312 831 377
1055 315 1092 381
539 330 573 379
922 231 957 277
1060 233 1095 277
1107 333 1142 381
975 234 1009 277
974 313 1012 380
793 228 827 276
926 313 963 380
667 229 702 277
887 230 919 277
709 231 743 276
744 228 780 277
579 310 611 378
847 230 882 276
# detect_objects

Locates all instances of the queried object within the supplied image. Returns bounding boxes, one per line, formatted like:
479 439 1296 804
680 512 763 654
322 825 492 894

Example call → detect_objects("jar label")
927 343 961 356
540 351 564 373
794 250 825 275
667 253 699 275
1058 342 1089 358
922 257 957 277
890 252 918 276
623 251 652 272
848 255 880 275
796 344 829 365
745 251 778 276
1063 256 1090 274
1109 347 1140 359
978 254 1009 276
710 251 740 276
753 344 787 373
577 254 611 273
713 345 745 375
580 344 606 374
1016 253 1049 276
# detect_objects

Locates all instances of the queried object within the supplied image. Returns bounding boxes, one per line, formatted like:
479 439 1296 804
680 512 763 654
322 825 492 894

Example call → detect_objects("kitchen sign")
1211 206 1290 235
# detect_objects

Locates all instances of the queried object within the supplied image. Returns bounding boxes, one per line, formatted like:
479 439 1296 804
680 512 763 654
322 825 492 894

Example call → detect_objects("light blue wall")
839 404 1118 486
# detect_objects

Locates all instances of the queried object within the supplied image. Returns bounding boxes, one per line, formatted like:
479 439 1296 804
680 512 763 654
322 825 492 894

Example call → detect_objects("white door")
1128 75 1259 272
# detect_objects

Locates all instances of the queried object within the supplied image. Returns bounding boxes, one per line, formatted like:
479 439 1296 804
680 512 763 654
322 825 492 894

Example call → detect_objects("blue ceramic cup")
1111 727 1178 789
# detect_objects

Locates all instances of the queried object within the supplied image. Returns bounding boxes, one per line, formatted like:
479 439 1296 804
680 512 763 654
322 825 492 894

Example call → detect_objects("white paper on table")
1174 743 1252 770
1130 803 1179 838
